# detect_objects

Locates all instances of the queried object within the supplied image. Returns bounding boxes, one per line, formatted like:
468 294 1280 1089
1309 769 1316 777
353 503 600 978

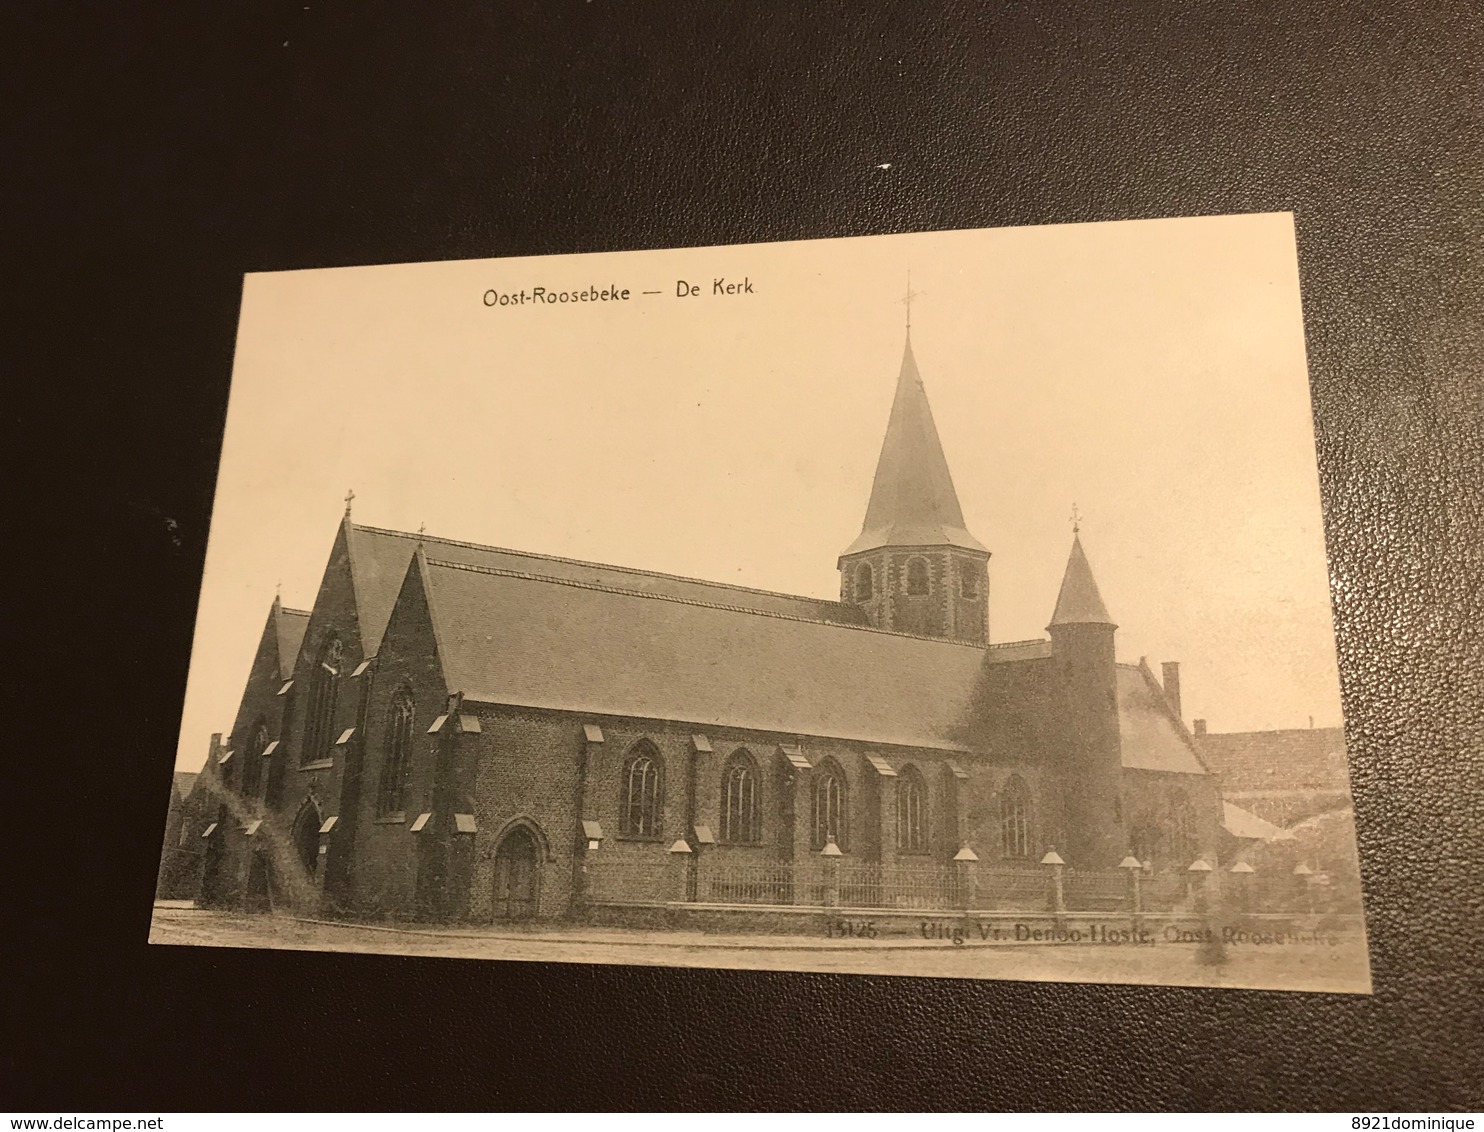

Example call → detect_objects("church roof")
1195 726 1351 795
172 771 198 799
1116 664 1208 775
1222 800 1295 841
422 557 998 751
840 336 986 557
1048 533 1115 627
395 555 1212 775
343 522 866 656
274 604 310 680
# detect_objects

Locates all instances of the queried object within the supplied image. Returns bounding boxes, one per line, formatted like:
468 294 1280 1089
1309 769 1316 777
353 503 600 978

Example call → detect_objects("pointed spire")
1049 532 1116 628
840 336 985 557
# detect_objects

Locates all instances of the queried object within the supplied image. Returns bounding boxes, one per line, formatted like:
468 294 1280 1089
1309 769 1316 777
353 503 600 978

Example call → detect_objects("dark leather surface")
6 0 1482 1110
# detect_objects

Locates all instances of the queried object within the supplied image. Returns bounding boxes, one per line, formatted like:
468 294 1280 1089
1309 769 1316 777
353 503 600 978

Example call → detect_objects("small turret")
1047 531 1124 867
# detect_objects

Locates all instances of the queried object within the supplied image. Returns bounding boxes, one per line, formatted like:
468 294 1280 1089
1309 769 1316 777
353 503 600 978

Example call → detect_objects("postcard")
151 214 1370 992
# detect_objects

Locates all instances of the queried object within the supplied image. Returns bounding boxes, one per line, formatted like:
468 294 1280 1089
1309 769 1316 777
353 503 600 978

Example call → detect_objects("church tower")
838 334 989 642
1047 532 1125 868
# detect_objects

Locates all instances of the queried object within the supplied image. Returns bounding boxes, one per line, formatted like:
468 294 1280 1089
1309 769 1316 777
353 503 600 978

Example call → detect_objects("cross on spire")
1070 502 1082 534
344 488 355 516
900 270 921 331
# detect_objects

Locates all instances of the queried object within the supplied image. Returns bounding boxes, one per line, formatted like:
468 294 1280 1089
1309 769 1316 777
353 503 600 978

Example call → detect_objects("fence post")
1293 861 1315 917
821 840 842 908
1187 857 1212 912
1041 849 1066 923
1188 857 1225 966
953 846 979 911
668 839 693 903
1229 860 1254 916
1119 854 1143 930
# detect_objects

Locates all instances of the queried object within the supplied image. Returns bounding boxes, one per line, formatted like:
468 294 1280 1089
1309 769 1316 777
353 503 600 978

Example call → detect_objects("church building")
175 334 1226 923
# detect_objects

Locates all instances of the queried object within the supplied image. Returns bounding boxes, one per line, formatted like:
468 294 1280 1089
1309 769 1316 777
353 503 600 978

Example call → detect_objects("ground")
148 904 1372 994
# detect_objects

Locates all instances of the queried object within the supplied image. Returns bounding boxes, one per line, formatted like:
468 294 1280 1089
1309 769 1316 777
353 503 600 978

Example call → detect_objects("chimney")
1193 719 1207 736
1161 661 1182 721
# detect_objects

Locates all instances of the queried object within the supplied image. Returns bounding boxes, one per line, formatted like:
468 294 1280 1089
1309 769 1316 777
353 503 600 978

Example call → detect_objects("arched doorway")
493 826 540 920
291 803 321 880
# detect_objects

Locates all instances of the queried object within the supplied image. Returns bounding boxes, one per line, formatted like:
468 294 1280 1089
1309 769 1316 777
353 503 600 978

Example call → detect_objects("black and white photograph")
149 213 1370 994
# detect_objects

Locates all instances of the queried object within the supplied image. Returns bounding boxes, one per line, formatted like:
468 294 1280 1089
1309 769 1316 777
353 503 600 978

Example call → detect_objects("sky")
175 212 1344 770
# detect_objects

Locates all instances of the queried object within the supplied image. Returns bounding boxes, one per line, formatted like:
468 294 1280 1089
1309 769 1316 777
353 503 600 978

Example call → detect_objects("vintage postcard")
151 214 1370 992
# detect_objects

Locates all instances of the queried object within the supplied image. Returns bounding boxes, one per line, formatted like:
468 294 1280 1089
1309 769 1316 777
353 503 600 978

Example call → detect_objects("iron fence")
977 863 1049 908
837 863 959 909
1063 869 1128 911
703 861 801 905
584 851 1321 916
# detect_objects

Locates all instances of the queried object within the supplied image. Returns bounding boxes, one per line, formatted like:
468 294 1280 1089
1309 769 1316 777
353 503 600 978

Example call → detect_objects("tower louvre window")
905 558 930 596
959 560 980 599
855 562 874 602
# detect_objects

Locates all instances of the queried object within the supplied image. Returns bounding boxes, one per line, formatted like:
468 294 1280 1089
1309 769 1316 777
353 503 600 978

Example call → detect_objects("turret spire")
1049 532 1116 628
840 336 985 557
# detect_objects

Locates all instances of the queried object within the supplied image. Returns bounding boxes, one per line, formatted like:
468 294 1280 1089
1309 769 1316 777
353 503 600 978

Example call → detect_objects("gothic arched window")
896 765 927 853
905 557 930 596
1000 775 1031 859
812 761 847 851
303 635 344 765
622 744 663 837
959 559 980 599
377 688 415 816
855 562 874 602
1168 789 1194 866
721 750 761 844
243 719 269 799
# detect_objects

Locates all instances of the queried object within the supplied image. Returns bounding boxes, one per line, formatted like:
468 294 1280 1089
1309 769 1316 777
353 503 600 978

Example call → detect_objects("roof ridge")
423 556 993 649
354 522 856 611
1200 727 1345 738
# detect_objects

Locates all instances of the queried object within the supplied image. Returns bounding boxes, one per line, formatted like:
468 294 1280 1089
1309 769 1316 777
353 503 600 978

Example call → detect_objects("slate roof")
1222 800 1294 841
345 522 865 656
401 555 1211 776
1195 727 1351 794
1049 534 1115 627
840 336 986 556
423 557 994 751
274 605 310 680
1116 663 1208 775
172 771 198 799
